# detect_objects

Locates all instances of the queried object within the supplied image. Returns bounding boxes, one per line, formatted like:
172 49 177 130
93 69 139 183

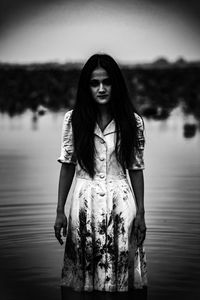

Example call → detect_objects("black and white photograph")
0 1 200 300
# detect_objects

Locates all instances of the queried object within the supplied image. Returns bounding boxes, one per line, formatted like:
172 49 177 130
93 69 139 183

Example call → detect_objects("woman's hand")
134 212 147 247
54 213 67 245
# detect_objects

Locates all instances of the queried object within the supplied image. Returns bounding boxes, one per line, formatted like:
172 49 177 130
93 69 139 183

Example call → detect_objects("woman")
54 54 147 296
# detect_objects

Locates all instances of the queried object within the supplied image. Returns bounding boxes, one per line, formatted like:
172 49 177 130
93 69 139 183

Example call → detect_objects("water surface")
0 108 200 300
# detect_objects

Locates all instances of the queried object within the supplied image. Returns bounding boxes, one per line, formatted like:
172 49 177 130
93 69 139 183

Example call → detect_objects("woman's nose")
99 83 105 92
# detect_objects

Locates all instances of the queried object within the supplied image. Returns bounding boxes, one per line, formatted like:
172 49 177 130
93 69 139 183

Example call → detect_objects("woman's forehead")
91 67 109 78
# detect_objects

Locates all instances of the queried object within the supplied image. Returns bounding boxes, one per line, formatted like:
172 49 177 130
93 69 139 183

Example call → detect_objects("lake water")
0 108 200 300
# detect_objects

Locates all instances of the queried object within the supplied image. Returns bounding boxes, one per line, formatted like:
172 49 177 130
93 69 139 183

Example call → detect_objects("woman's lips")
97 95 108 98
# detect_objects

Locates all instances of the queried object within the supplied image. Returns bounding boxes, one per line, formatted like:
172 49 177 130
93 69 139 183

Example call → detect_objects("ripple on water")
0 111 200 300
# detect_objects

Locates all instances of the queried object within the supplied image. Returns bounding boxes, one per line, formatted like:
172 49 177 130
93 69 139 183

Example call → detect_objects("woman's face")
89 67 112 105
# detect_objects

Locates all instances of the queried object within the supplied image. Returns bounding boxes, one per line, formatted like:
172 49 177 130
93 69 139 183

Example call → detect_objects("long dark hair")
72 53 142 177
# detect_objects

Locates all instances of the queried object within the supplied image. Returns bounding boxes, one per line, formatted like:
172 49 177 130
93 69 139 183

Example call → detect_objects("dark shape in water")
37 105 47 116
141 106 169 120
183 123 197 138
141 106 157 118
153 107 170 120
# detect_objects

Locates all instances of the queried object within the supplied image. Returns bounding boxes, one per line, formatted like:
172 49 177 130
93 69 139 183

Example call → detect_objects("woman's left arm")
128 169 147 246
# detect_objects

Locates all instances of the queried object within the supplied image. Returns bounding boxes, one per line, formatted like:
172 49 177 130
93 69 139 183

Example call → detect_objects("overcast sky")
0 0 200 64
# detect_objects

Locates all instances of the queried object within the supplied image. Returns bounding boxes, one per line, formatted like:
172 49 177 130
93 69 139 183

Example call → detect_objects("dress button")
99 157 105 161
100 140 105 144
100 174 105 179
100 192 105 196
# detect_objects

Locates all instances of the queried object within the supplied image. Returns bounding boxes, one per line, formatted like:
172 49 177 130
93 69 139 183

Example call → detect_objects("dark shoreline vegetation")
0 57 200 124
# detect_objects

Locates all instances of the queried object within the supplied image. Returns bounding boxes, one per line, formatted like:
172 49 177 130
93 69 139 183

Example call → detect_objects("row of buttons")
99 138 106 197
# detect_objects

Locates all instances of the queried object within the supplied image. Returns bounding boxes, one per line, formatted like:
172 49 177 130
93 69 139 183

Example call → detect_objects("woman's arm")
128 169 147 246
129 169 145 214
54 163 75 245
57 163 75 213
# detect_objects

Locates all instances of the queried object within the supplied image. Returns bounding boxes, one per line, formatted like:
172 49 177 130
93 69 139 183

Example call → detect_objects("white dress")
58 110 147 292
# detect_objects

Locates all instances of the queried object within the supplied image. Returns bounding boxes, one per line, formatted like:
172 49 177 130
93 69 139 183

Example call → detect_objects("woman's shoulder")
134 112 144 130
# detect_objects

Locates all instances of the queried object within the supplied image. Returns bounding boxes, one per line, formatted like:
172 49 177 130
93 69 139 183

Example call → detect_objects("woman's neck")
97 105 112 132
97 104 110 117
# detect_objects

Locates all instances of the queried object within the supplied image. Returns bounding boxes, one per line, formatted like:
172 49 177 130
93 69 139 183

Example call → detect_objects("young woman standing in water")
54 54 147 298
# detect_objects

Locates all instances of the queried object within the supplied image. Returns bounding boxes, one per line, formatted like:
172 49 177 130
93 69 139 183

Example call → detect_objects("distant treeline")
0 59 200 120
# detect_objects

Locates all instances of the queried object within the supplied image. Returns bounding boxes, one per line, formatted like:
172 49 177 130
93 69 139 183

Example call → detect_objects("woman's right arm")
54 163 75 245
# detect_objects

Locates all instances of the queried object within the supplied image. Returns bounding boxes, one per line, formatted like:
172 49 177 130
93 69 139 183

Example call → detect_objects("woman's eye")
90 78 111 87
90 80 99 87
103 78 111 86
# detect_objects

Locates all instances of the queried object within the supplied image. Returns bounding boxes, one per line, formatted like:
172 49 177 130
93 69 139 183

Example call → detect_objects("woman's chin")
95 97 110 105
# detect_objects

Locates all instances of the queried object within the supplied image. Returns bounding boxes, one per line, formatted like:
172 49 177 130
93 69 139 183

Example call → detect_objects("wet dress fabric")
57 110 147 292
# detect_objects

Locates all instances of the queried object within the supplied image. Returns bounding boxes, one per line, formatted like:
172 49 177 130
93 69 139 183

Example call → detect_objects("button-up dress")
58 110 147 292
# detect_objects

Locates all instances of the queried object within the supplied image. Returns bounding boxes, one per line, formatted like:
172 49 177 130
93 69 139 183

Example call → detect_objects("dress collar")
94 119 117 139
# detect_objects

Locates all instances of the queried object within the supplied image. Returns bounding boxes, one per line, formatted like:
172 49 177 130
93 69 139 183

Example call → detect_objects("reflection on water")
0 107 200 300
61 287 147 300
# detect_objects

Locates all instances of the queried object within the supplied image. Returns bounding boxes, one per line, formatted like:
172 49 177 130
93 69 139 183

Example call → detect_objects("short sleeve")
127 113 145 170
57 110 77 165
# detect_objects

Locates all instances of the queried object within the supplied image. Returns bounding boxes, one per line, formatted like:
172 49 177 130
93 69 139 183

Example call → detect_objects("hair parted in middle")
72 53 142 178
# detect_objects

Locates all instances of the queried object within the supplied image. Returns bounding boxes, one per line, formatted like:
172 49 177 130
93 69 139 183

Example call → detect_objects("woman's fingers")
133 220 147 246
137 230 146 247
54 214 67 245
62 216 67 237
54 224 64 245
63 224 67 237
137 227 147 246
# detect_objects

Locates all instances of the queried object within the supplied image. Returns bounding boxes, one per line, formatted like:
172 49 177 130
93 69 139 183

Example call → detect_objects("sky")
0 0 200 64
